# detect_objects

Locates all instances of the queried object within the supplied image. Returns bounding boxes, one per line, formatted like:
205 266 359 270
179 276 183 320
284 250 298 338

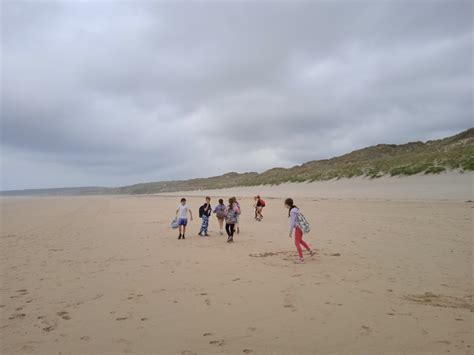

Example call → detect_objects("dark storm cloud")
1 0 472 189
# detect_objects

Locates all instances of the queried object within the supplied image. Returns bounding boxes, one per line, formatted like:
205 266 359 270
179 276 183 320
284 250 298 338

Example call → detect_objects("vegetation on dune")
114 128 473 194
1 128 473 196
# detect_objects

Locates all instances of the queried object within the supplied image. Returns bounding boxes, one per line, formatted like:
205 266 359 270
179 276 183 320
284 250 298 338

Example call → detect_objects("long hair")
285 198 297 217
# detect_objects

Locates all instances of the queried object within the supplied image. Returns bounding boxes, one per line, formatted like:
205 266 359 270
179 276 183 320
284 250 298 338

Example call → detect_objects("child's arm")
188 209 193 221
289 210 297 237
176 208 179 218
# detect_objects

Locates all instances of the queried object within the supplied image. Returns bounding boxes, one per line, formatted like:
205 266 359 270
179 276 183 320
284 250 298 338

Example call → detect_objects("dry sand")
1 175 473 354
158 171 474 201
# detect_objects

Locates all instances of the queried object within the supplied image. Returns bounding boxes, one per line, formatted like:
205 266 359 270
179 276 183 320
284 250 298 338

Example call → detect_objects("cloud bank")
1 1 472 189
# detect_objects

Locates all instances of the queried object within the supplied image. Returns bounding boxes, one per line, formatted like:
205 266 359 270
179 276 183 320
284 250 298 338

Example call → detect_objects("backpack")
225 205 238 224
199 204 210 218
215 205 226 219
296 211 311 234
259 199 266 207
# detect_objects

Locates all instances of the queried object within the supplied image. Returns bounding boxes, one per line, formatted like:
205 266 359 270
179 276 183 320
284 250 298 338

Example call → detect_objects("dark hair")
181 198 186 202
219 199 224 204
285 198 296 217
206 196 211 200
228 197 235 205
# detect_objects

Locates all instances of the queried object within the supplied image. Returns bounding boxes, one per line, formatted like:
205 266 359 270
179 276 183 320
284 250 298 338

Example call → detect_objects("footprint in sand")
209 340 225 346
116 317 128 321
243 350 254 354
204 299 211 306
43 325 56 332
9 313 26 320
80 336 90 341
126 294 143 301
57 311 71 320
361 325 372 335
283 294 296 311
203 332 212 336
116 338 132 346
10 289 28 299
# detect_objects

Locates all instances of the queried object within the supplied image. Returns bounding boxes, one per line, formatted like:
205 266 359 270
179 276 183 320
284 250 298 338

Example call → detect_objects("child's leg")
294 228 304 259
225 223 232 236
203 215 209 234
199 218 205 235
182 225 186 237
297 228 310 251
300 239 311 251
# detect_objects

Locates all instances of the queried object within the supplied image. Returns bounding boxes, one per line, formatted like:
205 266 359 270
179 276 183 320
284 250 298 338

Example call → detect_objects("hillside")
114 128 474 194
2 128 473 196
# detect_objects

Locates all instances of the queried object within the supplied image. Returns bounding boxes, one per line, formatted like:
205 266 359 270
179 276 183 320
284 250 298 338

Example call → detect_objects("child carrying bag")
170 218 179 229
296 211 311 234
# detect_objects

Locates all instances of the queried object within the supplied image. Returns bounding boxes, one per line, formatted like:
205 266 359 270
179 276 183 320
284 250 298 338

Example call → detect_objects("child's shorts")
178 218 188 226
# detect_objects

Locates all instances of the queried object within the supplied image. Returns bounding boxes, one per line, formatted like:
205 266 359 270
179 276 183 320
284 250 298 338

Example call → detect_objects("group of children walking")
174 196 315 263
175 196 242 243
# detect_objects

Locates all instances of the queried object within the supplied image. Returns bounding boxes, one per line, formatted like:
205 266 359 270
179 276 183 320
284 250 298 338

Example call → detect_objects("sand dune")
0 176 473 354
158 171 474 201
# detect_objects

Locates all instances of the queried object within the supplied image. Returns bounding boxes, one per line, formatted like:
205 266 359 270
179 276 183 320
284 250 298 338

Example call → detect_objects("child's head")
228 197 235 205
284 198 294 209
180 198 186 205
254 195 260 201
205 196 211 203
218 198 224 205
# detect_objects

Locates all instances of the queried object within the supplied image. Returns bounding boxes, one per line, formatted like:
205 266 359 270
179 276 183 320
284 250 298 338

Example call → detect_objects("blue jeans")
200 215 209 235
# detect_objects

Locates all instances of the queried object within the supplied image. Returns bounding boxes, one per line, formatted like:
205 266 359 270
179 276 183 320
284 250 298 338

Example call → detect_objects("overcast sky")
1 1 472 190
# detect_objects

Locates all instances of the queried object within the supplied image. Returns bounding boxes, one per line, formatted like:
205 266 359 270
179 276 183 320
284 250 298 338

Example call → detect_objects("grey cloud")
1 0 472 189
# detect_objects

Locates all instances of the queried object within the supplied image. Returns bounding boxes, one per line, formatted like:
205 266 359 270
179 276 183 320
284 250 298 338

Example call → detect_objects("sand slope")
0 179 473 354
157 172 474 201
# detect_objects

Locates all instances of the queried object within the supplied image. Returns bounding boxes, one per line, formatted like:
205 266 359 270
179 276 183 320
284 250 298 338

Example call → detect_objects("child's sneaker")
294 258 305 264
309 250 316 257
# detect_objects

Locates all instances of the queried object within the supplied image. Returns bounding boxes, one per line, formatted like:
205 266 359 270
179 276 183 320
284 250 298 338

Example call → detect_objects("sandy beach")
1 175 473 354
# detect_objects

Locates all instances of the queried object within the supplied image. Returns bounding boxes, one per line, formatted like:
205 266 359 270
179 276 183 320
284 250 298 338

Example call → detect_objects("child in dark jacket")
198 197 212 236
